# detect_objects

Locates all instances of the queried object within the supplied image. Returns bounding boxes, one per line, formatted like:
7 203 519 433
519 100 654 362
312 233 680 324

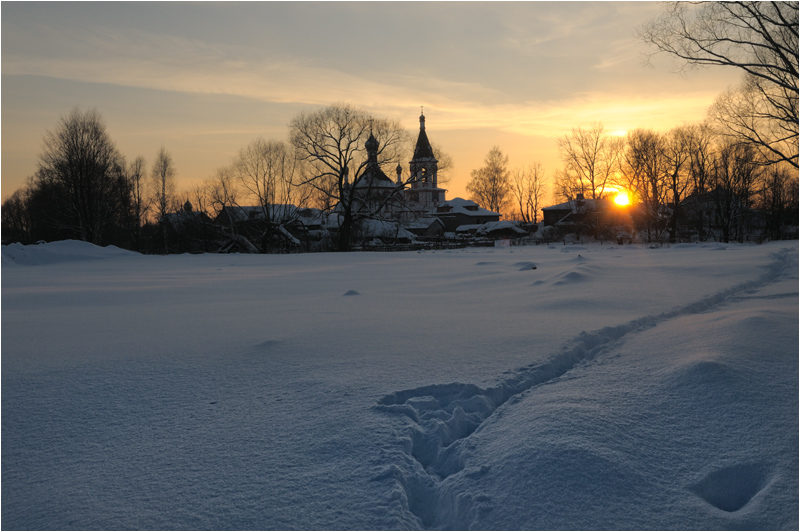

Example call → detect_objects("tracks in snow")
374 248 793 530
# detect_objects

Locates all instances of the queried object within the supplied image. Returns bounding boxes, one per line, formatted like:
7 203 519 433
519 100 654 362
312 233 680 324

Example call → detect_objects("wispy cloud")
3 22 724 142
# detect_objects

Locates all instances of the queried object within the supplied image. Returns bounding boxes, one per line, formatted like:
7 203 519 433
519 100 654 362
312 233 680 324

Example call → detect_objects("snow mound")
561 245 587 252
2 240 137 266
554 271 589 284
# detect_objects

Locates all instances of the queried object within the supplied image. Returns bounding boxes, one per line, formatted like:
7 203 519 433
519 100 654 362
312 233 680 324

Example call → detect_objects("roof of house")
356 219 416 240
437 197 501 217
476 221 529 236
164 211 212 230
542 197 610 213
218 205 300 222
404 217 445 230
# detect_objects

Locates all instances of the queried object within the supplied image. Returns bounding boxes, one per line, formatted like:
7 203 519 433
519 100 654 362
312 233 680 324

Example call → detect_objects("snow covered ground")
2 240 797 530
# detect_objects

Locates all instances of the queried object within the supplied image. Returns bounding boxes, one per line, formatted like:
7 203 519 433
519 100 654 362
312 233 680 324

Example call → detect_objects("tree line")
464 1 798 242
1 104 440 252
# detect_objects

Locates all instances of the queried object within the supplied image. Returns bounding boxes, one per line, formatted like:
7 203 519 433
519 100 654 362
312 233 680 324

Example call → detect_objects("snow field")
2 240 797 529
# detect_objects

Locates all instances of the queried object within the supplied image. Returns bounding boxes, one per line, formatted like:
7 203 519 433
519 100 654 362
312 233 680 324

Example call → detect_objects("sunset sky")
2 1 741 203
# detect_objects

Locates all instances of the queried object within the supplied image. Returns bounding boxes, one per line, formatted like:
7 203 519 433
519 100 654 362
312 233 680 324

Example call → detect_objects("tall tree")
685 122 717 195
289 103 408 251
509 163 547 223
711 141 762 243
639 1 798 167
151 147 176 254
1 188 32 244
234 139 297 214
231 137 311 251
466 146 510 214
557 123 622 200
206 165 240 221
622 129 669 242
128 156 149 233
36 107 122 244
663 126 692 242
760 163 797 239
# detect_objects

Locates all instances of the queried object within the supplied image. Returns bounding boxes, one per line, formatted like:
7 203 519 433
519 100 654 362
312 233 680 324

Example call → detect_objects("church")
350 109 501 232
402 110 448 214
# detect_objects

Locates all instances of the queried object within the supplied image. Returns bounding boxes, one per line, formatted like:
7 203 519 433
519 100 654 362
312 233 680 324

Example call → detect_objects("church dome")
365 132 379 153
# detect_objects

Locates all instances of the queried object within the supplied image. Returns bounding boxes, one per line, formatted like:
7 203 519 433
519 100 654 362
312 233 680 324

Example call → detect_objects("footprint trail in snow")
374 248 793 530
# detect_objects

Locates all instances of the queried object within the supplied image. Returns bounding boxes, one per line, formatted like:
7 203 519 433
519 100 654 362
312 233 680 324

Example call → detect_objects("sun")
613 191 631 206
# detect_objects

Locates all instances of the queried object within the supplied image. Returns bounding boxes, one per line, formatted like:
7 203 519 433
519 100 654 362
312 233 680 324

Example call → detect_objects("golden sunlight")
613 190 631 206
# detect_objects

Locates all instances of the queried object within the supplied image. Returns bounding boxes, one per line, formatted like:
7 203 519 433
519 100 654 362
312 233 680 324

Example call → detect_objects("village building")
349 131 404 218
403 111 447 216
542 194 621 227
434 197 501 232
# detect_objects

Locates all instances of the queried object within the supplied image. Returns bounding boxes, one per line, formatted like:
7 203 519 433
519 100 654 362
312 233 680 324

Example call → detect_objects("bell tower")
406 109 445 211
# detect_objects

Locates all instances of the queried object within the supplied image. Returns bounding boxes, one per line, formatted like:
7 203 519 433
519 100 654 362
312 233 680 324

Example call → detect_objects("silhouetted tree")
289 103 409 251
663 126 692 242
711 141 762 242
206 166 239 218
510 163 547 223
622 129 669 242
557 123 622 200
151 147 176 254
639 1 798 167
127 156 149 249
760 163 797 239
1 188 32 243
231 137 311 251
685 122 717 196
35 107 122 244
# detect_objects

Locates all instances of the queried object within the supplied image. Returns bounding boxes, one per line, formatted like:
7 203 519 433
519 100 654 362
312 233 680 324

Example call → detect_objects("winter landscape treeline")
2 2 797 253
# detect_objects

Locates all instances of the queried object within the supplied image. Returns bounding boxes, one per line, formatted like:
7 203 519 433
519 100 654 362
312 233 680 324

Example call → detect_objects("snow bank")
2 240 137 266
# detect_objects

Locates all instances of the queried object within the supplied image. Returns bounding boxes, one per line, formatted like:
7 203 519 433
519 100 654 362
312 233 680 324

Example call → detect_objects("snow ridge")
375 248 792 530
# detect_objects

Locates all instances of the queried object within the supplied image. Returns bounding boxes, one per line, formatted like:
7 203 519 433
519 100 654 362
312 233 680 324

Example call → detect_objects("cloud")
3 21 724 144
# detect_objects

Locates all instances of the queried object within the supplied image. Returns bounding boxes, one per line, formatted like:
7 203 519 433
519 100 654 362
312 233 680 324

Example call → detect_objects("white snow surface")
2 240 797 530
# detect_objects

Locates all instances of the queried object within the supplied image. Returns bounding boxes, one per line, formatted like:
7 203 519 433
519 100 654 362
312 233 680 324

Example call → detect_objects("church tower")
405 110 446 211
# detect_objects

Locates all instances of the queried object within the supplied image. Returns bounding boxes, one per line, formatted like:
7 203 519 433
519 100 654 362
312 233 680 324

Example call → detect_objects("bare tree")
1 188 32 244
710 141 762 242
710 74 798 168
663 126 693 242
510 163 547 223
128 156 149 227
639 1 798 167
234 139 292 212
553 168 583 203
289 103 409 251
206 165 240 221
685 122 717 195
622 129 669 241
557 123 622 200
759 163 798 239
188 182 210 217
231 137 312 251
36 107 122 244
467 146 511 214
152 147 176 254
